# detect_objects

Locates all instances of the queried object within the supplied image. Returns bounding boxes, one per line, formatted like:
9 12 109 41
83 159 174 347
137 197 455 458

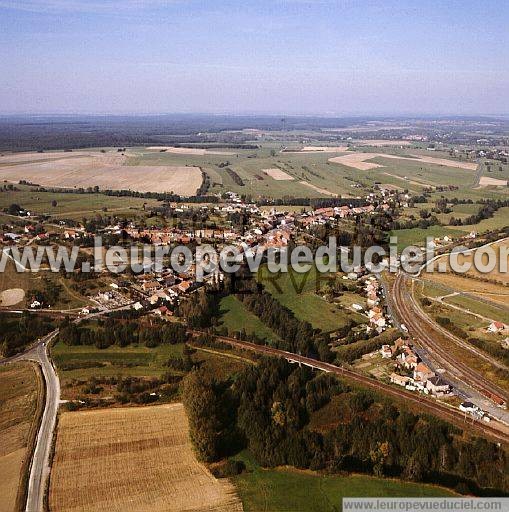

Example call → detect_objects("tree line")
184 358 509 495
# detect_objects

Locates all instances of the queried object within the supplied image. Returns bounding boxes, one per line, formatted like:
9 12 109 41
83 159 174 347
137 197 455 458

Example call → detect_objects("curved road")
0 304 133 511
24 333 60 512
0 329 60 512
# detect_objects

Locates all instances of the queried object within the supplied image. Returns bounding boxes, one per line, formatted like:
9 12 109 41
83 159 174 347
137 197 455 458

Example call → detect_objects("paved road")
0 303 134 511
23 332 60 512
0 328 60 512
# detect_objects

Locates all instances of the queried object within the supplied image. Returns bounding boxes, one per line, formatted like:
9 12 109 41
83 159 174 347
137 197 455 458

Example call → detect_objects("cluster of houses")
381 338 452 397
365 277 389 333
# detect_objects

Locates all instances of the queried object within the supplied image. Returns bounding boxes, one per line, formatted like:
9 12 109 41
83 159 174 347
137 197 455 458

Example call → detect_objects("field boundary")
15 361 46 512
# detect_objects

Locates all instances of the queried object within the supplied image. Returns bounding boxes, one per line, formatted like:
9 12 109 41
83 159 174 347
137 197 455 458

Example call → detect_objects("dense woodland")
184 358 509 496
0 312 56 356
57 317 188 349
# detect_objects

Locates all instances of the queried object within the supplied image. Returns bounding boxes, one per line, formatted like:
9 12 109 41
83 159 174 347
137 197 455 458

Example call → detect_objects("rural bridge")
191 331 509 444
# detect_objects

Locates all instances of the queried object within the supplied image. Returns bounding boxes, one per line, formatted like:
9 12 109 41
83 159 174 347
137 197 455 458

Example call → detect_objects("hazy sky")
1 0 508 115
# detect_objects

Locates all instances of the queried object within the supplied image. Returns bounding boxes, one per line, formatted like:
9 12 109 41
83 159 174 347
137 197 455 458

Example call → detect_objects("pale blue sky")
1 0 508 115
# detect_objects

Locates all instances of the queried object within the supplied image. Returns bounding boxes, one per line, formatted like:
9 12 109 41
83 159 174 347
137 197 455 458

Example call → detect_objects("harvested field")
263 168 294 180
49 403 243 512
0 288 25 306
146 146 233 155
298 146 349 153
329 152 478 171
298 181 338 196
0 151 93 165
282 146 349 153
479 176 508 187
0 362 42 512
0 152 202 195
352 139 411 146
386 154 478 170
328 153 383 170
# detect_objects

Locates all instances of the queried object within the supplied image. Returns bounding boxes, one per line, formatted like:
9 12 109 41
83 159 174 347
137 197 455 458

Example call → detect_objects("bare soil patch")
146 146 233 155
49 403 243 512
282 146 349 153
352 140 411 147
0 288 25 306
263 168 294 181
479 176 508 187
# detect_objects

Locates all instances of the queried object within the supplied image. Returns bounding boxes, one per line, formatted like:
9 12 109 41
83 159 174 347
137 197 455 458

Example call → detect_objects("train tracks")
391 272 507 406
191 331 509 443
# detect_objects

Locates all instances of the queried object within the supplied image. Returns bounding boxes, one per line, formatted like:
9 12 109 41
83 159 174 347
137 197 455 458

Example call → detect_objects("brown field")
479 176 508 187
0 152 202 195
0 362 42 512
263 168 294 180
145 146 233 155
49 404 243 512
329 152 478 171
0 288 25 307
298 181 338 196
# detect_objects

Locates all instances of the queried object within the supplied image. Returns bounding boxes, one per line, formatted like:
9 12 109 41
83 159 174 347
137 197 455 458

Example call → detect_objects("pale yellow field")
146 146 233 155
49 404 243 512
0 363 41 512
263 168 294 180
329 152 478 171
479 176 508 187
300 146 349 152
298 181 338 196
352 140 412 147
282 146 349 154
0 151 94 165
0 288 25 307
328 152 383 170
0 151 202 195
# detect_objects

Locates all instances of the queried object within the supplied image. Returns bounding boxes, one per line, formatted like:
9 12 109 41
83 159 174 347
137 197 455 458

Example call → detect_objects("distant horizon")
1 111 509 119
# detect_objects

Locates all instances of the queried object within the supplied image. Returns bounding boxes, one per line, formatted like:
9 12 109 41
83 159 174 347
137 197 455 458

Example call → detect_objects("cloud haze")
0 0 508 115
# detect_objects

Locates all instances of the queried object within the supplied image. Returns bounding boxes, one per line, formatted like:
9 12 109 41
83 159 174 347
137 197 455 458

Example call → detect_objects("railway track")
191 331 509 444
391 272 507 406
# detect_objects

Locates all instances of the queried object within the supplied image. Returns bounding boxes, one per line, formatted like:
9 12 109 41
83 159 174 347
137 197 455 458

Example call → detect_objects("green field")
443 294 509 324
258 264 364 332
390 225 467 250
448 206 509 233
51 341 184 379
0 186 157 220
219 295 280 341
233 453 454 512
